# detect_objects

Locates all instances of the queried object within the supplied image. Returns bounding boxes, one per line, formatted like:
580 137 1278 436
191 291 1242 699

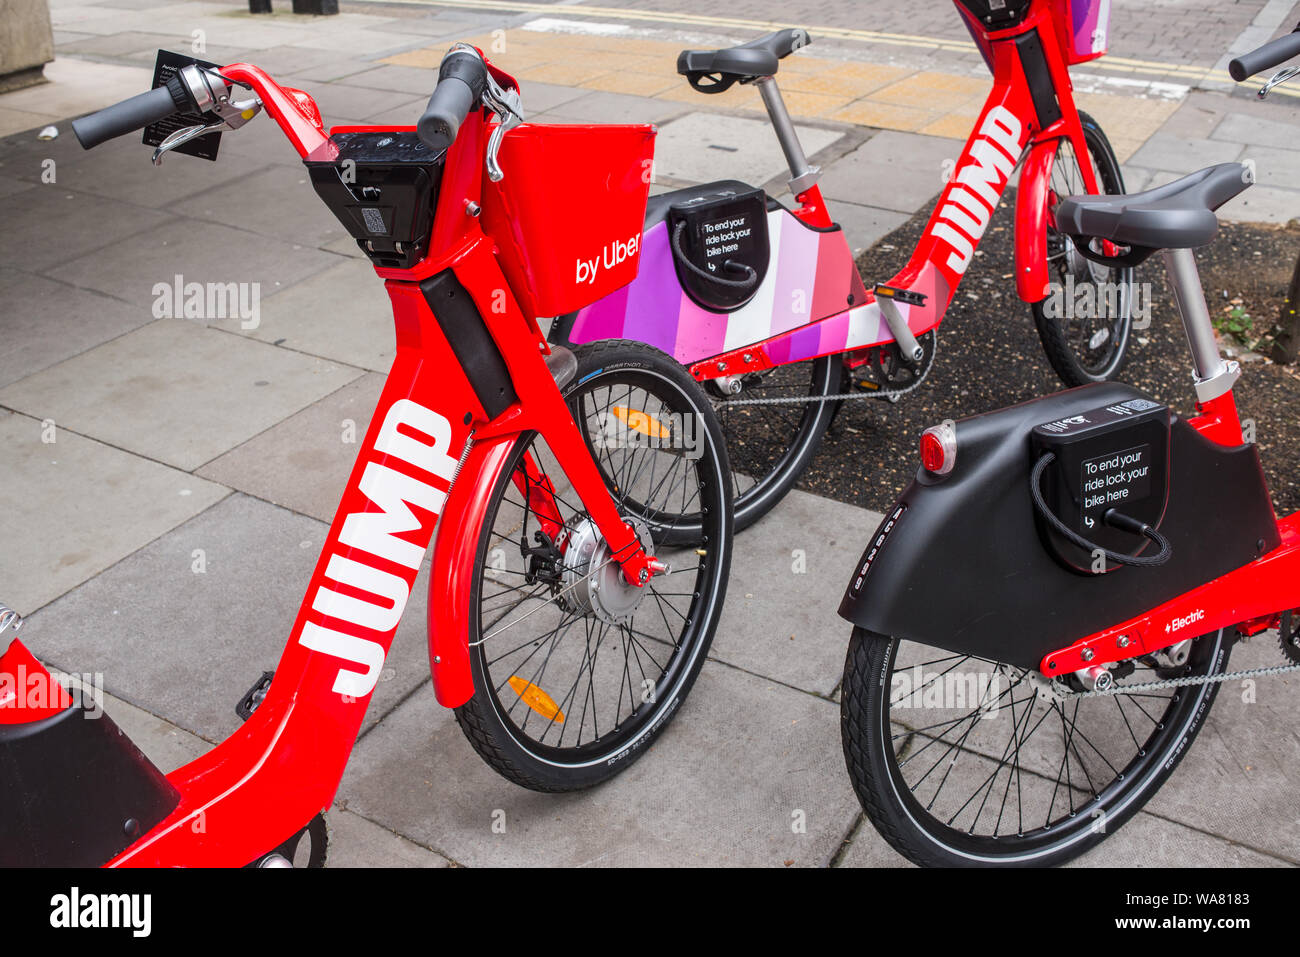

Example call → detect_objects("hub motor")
557 516 659 625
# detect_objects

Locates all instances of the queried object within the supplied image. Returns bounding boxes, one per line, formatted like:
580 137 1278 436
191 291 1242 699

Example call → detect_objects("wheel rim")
1045 133 1135 380
875 631 1225 861
470 368 726 767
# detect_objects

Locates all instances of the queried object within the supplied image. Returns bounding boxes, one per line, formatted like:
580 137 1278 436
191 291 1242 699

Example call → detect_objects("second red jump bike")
553 0 1138 532
0 44 733 867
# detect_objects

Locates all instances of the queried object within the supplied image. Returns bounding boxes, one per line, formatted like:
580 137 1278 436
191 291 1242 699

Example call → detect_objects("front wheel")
455 340 733 792
1032 111 1136 386
840 627 1229 866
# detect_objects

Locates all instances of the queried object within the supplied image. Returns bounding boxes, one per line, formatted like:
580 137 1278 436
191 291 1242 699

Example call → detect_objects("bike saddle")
678 28 811 93
1055 163 1253 255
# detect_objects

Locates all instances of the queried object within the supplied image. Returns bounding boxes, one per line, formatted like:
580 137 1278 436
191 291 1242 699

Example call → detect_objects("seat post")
754 76 820 195
1162 247 1240 402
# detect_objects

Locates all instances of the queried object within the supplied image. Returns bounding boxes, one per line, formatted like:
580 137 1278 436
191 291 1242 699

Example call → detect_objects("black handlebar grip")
71 80 189 150
1229 29 1300 81
416 50 488 152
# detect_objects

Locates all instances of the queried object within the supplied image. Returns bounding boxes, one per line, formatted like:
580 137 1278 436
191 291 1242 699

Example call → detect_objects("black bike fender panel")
839 383 1280 671
420 270 518 420
0 693 180 866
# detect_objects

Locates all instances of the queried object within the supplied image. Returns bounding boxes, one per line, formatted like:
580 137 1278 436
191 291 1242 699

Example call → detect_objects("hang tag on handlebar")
142 49 223 161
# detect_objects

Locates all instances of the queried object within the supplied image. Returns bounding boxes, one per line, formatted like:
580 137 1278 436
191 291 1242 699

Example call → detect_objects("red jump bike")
553 0 1137 531
836 29 1300 865
0 45 734 867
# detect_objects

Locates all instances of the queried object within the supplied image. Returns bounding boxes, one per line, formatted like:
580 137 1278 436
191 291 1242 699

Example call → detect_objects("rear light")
920 423 957 475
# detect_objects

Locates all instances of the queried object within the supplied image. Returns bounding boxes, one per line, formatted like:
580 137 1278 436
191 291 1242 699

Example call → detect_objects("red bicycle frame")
0 59 666 867
685 0 1105 383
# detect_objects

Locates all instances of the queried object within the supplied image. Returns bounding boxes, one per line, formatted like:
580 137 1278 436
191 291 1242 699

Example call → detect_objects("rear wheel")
1033 112 1135 386
841 627 1229 866
455 340 733 791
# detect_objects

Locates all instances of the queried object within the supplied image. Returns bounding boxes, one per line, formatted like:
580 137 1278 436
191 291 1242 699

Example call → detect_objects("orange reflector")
611 405 669 440
508 676 565 723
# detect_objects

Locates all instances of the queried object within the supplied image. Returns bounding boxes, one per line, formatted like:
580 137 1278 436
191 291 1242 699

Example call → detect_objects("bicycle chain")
714 335 938 408
1063 659 1300 699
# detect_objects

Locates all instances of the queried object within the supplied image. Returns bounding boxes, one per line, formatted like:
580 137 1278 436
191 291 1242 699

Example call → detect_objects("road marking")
351 0 1300 98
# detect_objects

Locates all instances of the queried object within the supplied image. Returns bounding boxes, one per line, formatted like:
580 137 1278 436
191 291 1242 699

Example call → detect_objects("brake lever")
439 44 524 183
483 77 523 183
1259 65 1300 98
152 65 263 165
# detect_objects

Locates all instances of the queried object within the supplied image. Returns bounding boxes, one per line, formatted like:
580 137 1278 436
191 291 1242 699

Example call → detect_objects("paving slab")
1142 635 1300 863
819 129 956 214
0 268 155 389
173 163 351 249
197 371 386 523
22 131 260 209
1212 110 1300 151
204 256 394 371
0 59 152 136
1072 812 1287 868
340 661 860 867
0 186 174 274
710 487 880 697
1127 132 1244 174
323 810 454 867
25 493 438 741
819 199 911 256
0 408 229 615
44 216 340 310
0 319 362 470
653 111 844 189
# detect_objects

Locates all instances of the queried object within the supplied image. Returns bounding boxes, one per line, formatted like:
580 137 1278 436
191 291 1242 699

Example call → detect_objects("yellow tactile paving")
778 69 898 99
653 82 764 111
918 110 983 140
380 31 1184 149
772 88 855 118
829 99 939 133
514 62 617 86
581 72 680 97
868 70 991 106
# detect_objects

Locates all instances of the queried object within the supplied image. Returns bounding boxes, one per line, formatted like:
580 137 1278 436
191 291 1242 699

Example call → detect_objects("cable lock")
1030 451 1171 568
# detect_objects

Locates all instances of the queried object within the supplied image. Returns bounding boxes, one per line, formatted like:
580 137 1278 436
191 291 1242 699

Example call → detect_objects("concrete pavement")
3 0 1300 867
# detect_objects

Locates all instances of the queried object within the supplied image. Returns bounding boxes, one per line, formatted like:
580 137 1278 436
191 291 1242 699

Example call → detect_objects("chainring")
851 330 937 396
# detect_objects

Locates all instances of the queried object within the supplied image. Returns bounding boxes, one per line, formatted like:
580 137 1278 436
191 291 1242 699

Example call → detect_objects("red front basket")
481 123 656 319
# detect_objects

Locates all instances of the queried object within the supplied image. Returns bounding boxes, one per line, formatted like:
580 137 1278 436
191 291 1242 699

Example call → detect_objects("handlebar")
417 48 488 152
71 81 189 150
1229 27 1300 81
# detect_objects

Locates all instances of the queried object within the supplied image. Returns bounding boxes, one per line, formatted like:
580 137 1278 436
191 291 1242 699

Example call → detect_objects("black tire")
455 340 733 791
840 626 1230 867
1032 111 1135 386
715 355 844 533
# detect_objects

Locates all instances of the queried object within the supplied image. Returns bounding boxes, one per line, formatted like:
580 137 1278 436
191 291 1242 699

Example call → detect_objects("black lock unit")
668 186 770 312
305 131 444 269
1030 397 1172 572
